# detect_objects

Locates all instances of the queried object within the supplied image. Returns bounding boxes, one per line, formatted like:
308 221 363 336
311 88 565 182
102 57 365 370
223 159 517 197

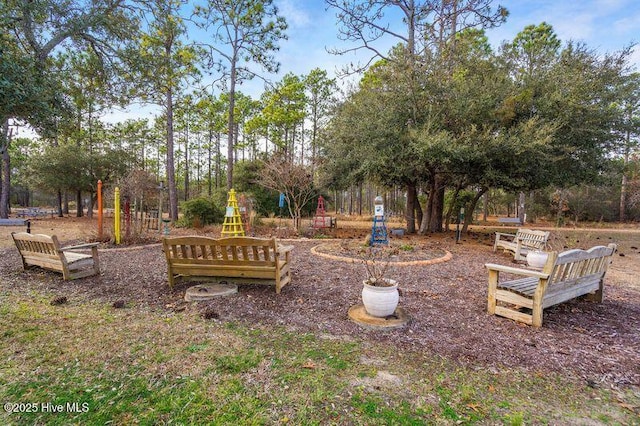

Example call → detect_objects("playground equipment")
221 189 245 237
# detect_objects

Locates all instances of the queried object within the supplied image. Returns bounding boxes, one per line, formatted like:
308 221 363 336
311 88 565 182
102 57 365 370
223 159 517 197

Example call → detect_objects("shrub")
181 197 224 227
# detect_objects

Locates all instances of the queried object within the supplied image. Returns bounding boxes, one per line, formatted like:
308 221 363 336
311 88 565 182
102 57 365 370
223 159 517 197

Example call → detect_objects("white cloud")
277 0 311 28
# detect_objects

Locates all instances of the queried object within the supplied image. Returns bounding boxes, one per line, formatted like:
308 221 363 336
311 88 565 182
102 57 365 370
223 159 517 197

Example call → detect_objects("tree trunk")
0 143 9 219
414 189 423 231
462 187 487 234
63 192 70 215
518 192 526 224
620 173 627 222
76 190 83 217
227 61 237 190
0 122 11 219
429 174 445 233
620 130 631 221
57 190 63 217
444 185 462 231
419 184 431 235
483 192 488 222
184 124 189 201
166 87 178 221
87 193 94 219
406 183 417 233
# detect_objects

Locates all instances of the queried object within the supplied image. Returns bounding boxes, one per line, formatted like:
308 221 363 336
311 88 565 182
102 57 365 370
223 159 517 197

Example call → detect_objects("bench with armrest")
162 236 293 294
485 243 616 327
11 232 100 280
493 228 550 262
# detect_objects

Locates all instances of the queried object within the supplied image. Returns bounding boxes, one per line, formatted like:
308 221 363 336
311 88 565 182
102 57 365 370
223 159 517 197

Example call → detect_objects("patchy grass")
0 293 638 425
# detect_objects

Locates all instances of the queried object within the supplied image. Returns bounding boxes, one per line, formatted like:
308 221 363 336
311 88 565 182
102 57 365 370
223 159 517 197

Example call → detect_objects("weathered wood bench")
162 236 294 294
11 232 100 281
16 208 54 218
493 228 550 262
486 243 616 327
0 218 27 226
497 217 522 226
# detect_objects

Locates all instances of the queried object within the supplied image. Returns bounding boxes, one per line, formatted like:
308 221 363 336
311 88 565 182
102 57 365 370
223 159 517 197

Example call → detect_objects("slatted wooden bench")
497 217 522 226
162 236 294 294
493 228 550 262
11 232 100 280
486 243 616 327
0 218 27 226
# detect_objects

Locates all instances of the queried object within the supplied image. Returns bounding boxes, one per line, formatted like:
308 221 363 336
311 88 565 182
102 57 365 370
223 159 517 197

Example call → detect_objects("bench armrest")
484 263 549 279
495 232 516 241
60 242 100 251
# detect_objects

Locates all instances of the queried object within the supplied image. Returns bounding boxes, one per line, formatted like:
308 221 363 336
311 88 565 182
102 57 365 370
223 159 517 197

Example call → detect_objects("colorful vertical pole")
97 180 103 240
114 187 121 245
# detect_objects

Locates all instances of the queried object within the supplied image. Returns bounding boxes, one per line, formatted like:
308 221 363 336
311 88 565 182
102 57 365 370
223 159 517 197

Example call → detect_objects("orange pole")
97 180 103 240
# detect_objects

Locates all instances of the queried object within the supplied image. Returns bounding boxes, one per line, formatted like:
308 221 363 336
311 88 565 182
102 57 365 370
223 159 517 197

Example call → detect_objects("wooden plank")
495 289 534 308
494 306 532 324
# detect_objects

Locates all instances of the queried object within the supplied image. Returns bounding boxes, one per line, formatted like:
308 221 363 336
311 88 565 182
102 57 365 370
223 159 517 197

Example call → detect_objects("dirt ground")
1 216 639 393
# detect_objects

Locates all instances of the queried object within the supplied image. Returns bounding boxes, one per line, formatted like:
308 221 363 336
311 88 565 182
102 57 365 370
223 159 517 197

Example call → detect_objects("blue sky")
107 0 639 122
269 0 639 91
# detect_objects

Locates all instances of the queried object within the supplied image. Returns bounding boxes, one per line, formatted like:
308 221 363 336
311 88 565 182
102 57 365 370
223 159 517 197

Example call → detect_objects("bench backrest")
11 232 62 260
544 243 616 287
515 229 550 250
163 236 279 267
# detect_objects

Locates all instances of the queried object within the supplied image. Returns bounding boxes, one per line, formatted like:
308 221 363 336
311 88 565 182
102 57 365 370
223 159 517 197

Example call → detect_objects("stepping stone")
348 304 410 330
184 283 237 301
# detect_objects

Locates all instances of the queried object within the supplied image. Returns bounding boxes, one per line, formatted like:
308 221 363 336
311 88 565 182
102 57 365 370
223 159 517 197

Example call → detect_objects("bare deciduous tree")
258 154 316 231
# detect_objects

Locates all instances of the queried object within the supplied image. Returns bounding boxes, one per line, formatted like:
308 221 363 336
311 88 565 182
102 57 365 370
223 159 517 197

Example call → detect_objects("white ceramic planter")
526 251 548 269
361 278 399 317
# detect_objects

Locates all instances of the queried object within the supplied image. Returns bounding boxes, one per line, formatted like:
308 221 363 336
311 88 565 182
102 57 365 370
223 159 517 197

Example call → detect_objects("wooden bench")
486 243 616 327
493 228 550 262
162 236 294 294
0 218 27 226
11 232 100 281
16 208 54 218
497 217 522 226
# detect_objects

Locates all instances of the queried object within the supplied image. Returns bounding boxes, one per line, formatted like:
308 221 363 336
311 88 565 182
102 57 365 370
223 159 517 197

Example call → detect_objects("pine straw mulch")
0 228 639 393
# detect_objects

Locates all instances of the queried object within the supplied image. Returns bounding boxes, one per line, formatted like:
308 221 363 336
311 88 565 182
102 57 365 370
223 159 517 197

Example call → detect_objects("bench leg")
487 270 498 315
91 247 100 277
531 299 543 328
167 266 175 289
585 279 604 302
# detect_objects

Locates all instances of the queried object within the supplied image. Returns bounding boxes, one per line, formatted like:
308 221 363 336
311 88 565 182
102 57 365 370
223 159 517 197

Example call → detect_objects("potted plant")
526 250 549 269
360 246 399 317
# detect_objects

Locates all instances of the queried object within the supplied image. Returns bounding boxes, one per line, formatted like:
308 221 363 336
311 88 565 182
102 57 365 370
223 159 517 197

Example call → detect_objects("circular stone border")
184 283 238 301
348 305 410 329
310 243 452 266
